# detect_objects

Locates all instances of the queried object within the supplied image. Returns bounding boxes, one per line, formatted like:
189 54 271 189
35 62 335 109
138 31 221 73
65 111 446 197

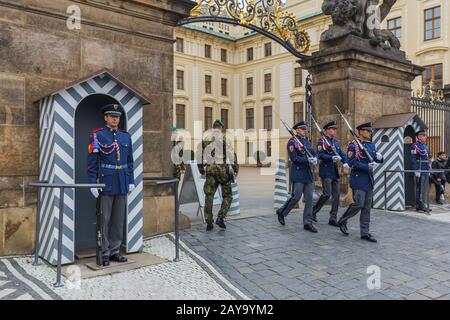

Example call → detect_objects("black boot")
276 209 285 226
361 234 378 243
304 224 318 233
110 253 128 263
338 221 349 236
206 223 214 231
216 217 226 230
328 219 339 227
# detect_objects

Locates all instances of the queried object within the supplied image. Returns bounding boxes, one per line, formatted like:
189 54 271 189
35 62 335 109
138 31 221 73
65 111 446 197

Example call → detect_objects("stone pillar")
300 34 423 195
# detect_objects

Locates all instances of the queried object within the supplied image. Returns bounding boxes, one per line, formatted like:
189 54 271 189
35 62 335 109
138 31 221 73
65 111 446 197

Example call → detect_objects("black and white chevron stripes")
373 118 422 211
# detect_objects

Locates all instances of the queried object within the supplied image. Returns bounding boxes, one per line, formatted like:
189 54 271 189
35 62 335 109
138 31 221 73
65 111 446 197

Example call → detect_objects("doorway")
404 125 416 207
74 94 127 255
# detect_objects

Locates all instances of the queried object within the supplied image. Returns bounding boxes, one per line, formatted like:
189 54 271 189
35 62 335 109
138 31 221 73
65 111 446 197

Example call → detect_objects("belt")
101 164 128 170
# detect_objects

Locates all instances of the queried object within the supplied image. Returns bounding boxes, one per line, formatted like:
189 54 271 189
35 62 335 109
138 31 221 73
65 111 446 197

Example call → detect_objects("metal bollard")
33 187 42 266
54 187 65 288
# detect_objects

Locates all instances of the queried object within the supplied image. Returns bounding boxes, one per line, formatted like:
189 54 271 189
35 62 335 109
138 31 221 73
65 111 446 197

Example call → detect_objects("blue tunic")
317 136 347 180
347 140 383 192
287 136 316 184
87 126 135 195
411 142 430 175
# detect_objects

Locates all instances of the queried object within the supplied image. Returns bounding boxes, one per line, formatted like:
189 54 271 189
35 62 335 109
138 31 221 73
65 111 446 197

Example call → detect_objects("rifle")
334 105 374 163
279 118 314 158
96 195 103 266
310 115 340 158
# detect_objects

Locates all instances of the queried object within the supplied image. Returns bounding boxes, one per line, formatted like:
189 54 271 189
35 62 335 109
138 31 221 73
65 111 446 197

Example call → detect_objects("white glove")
376 152 383 161
129 184 135 192
90 188 100 198
368 162 378 171
343 163 350 170
332 156 342 163
415 172 421 178
308 157 318 166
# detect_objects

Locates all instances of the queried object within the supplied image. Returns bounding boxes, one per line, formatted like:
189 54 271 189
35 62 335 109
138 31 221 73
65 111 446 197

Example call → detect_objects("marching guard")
337 122 383 243
276 121 319 233
312 121 349 226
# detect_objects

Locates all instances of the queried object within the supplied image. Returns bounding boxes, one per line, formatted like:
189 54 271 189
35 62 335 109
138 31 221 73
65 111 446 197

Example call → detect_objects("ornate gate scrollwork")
178 0 311 59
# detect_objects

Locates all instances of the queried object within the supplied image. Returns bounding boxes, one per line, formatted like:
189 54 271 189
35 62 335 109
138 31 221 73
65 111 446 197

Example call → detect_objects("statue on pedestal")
321 0 400 50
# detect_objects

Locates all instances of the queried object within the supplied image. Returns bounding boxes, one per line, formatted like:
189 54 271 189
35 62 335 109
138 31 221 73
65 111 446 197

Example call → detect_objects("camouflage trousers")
203 175 232 224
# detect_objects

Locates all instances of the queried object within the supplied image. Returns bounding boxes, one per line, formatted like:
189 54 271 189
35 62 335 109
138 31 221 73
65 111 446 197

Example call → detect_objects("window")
175 104 185 129
246 108 254 129
205 44 212 58
266 141 272 157
247 47 254 61
264 43 272 57
424 6 441 41
264 106 272 131
387 17 401 44
264 73 272 93
176 37 184 53
293 102 304 124
294 67 302 88
221 48 227 63
204 107 213 129
221 78 228 97
205 75 212 94
176 70 184 90
246 142 253 158
221 109 229 128
423 64 443 89
246 77 253 96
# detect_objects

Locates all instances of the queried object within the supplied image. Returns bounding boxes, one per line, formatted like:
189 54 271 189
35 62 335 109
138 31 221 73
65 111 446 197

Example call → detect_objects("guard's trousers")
313 178 340 220
100 194 126 257
278 182 314 225
416 174 430 206
338 188 373 237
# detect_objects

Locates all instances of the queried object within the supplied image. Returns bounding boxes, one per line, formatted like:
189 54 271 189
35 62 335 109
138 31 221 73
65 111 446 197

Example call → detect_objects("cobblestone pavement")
181 210 450 300
2 207 450 300
0 237 244 300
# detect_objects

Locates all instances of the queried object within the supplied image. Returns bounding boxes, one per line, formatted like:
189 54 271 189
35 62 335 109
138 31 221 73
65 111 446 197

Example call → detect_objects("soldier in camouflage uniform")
198 119 239 231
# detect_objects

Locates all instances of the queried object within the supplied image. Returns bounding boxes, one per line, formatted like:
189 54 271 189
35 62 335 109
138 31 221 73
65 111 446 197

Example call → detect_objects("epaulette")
92 127 104 134
119 129 129 134
89 127 104 138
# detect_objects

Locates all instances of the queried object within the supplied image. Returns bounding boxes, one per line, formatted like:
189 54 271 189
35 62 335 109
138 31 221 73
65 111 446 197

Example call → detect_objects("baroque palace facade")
173 0 449 163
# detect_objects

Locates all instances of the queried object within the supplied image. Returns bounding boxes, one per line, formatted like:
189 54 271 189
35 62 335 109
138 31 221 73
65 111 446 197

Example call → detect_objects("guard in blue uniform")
337 122 383 243
87 103 135 266
276 121 319 233
411 130 431 212
312 121 349 226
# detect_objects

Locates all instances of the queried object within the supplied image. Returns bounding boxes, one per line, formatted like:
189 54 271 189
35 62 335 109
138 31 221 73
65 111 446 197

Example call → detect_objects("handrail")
143 177 180 262
29 182 105 287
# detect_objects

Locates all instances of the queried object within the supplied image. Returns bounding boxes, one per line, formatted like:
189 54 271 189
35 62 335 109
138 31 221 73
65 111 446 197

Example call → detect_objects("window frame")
176 70 184 90
175 103 186 129
263 106 272 131
205 75 212 94
205 44 212 58
424 6 441 41
264 73 272 93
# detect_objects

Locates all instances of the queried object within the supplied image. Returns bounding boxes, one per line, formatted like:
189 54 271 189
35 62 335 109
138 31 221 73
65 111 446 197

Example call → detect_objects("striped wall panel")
38 72 145 265
373 128 405 211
